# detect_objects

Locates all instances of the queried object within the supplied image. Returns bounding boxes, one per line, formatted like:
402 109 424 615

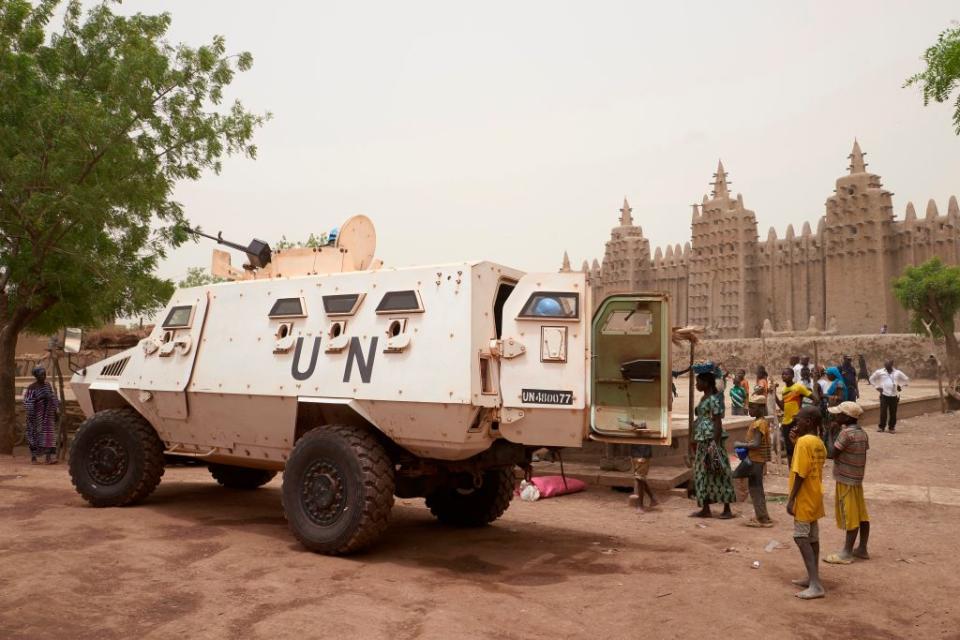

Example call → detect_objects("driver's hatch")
590 294 671 445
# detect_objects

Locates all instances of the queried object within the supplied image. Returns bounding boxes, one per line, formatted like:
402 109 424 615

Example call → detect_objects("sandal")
824 553 854 565
745 518 774 528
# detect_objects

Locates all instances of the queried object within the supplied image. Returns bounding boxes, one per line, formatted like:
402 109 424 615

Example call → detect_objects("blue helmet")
533 296 563 317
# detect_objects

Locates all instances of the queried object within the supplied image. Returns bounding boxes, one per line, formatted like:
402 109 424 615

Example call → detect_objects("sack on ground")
530 475 587 498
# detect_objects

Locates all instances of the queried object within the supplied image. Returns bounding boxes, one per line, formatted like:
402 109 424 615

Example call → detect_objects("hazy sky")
115 1 959 281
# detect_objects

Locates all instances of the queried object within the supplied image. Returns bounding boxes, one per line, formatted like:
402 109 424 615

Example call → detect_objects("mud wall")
673 333 953 378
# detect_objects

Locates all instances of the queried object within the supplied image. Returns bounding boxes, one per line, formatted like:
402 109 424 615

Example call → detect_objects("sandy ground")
2 413 960 640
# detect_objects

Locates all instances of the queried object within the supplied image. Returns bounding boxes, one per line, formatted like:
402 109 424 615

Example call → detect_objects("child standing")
824 401 870 564
734 400 773 527
786 406 827 600
730 371 748 416
628 444 658 512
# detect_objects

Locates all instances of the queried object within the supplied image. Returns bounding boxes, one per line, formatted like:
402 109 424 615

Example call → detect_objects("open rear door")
590 294 671 445
496 272 588 448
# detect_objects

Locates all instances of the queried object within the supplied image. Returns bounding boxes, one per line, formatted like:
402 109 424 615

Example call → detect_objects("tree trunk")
943 330 960 403
0 324 19 455
943 330 960 377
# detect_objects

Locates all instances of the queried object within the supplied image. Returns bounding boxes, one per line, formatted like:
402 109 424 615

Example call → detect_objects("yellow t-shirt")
781 383 812 426
789 434 826 522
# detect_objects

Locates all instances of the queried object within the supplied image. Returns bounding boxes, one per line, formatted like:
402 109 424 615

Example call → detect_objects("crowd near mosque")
647 354 909 600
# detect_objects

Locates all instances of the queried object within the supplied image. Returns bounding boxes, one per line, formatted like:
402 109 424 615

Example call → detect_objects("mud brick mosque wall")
670 334 953 379
563 141 960 339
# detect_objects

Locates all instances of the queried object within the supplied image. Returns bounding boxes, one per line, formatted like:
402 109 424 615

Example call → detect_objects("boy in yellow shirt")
786 406 827 600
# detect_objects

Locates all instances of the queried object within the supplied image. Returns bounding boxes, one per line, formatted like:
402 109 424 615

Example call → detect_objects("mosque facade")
566 141 960 338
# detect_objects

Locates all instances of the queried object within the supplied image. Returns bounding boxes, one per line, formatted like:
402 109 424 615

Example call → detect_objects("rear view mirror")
63 327 82 354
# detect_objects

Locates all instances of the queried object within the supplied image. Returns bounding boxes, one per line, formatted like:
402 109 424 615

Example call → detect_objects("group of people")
723 355 910 438
682 353 909 600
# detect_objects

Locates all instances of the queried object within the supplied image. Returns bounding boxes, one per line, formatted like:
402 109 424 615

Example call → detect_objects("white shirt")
869 368 909 397
793 364 804 381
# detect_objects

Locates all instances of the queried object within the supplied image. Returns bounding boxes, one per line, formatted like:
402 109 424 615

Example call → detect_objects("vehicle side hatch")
590 294 671 445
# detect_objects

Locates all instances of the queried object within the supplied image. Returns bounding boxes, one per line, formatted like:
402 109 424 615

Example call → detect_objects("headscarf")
825 366 848 401
691 361 719 376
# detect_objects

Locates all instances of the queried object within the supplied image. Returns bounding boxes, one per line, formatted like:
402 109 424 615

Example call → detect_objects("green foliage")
892 257 960 338
178 266 225 288
274 233 328 250
0 0 268 335
905 24 960 134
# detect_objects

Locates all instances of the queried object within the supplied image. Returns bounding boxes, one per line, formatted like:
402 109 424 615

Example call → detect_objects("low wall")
674 333 954 378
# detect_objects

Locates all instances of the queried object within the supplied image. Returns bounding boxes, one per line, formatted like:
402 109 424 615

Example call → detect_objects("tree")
274 232 329 250
178 267 225 288
905 23 960 134
892 257 960 382
0 1 267 453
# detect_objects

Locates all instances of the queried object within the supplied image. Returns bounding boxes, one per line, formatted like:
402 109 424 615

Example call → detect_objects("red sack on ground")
530 475 586 498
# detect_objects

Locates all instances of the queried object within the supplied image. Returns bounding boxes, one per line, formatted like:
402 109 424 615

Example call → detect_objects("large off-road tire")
425 467 515 527
69 408 165 507
281 425 394 555
209 464 277 490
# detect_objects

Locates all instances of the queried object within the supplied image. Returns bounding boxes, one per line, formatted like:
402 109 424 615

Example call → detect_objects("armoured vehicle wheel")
281 425 394 555
69 408 165 507
425 467 515 527
209 464 277 490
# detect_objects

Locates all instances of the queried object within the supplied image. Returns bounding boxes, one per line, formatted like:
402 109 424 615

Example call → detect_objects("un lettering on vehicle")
521 388 573 405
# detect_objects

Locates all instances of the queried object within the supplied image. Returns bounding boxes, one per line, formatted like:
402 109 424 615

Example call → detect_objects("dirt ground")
2 413 960 640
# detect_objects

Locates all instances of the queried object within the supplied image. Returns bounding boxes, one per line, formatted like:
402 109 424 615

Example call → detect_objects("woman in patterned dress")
23 366 59 464
690 370 736 518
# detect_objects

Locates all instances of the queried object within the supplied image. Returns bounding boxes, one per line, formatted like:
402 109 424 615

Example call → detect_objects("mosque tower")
822 140 897 333
598 198 651 299
687 161 760 337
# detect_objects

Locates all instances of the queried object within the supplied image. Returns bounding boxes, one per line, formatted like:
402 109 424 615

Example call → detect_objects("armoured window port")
388 319 405 338
383 318 411 353
276 322 293 339
162 330 173 343
329 321 345 339
273 322 297 354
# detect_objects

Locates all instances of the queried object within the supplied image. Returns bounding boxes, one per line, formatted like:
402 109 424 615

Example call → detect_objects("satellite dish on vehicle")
336 215 377 271
63 327 83 354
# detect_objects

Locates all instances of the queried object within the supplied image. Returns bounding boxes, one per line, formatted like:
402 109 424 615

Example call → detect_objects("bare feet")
795 585 826 600
791 578 809 587
853 549 870 560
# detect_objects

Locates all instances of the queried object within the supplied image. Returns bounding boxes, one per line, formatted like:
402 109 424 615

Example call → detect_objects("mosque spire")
711 160 730 199
560 251 571 272
848 139 867 174
619 197 634 226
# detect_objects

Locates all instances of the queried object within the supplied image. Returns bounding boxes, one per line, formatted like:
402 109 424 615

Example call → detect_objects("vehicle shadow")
137 476 684 587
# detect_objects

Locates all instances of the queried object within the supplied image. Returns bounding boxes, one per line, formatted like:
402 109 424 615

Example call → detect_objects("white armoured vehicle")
69 216 672 554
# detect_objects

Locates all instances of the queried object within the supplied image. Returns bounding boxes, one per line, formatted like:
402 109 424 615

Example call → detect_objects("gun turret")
189 229 272 269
